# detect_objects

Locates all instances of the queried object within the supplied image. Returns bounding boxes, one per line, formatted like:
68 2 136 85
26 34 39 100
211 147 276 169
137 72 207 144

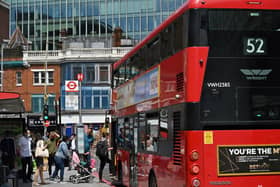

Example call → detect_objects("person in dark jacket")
0 131 16 170
97 133 111 183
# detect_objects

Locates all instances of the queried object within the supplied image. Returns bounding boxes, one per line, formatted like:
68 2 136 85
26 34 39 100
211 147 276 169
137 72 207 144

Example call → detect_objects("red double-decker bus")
111 0 280 187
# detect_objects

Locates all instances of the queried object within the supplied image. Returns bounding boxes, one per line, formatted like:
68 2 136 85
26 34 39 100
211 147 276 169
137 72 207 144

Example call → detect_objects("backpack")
96 140 108 158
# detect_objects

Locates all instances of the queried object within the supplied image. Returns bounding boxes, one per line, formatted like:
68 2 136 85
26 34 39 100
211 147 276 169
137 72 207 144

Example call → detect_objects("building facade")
23 42 130 135
7 0 184 50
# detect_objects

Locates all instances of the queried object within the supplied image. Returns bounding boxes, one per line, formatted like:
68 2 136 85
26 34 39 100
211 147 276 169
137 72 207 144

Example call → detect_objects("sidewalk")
35 157 113 187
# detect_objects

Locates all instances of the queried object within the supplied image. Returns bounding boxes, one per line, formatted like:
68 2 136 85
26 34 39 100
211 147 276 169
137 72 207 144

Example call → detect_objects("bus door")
128 116 138 187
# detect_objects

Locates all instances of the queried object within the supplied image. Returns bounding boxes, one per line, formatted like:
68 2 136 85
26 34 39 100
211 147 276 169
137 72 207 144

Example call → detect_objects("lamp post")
43 39 49 137
1 43 4 92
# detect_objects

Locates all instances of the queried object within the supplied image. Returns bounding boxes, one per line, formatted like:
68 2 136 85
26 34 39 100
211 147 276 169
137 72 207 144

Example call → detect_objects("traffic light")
43 104 49 121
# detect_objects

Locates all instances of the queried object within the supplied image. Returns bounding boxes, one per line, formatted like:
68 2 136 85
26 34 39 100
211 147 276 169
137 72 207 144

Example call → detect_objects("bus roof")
113 0 280 70
0 92 25 114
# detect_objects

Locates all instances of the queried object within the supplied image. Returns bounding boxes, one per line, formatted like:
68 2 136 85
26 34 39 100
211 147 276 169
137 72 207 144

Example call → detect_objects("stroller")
69 151 96 184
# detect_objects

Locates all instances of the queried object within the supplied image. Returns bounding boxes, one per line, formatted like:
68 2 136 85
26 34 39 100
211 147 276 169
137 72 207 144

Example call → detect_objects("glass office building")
7 0 184 50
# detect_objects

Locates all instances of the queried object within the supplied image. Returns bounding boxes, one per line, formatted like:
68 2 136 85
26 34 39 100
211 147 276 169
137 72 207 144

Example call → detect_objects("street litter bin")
0 166 8 184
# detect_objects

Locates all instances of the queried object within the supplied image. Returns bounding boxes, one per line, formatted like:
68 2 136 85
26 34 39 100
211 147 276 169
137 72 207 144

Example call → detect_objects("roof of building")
7 26 30 49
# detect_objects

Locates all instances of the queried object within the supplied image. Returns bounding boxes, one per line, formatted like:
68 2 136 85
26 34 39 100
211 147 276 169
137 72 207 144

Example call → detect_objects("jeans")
21 156 32 181
48 154 55 176
52 156 65 181
99 156 109 181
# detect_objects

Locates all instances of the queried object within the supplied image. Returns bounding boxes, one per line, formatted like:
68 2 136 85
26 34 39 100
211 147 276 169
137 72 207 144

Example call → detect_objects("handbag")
35 140 49 157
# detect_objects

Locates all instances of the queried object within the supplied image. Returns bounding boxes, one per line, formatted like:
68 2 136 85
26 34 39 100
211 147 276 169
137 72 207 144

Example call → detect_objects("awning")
0 92 25 113
3 60 29 68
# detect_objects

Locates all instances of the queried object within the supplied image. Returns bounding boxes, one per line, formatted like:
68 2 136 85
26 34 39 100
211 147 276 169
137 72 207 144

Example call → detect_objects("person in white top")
68 133 76 170
18 129 33 183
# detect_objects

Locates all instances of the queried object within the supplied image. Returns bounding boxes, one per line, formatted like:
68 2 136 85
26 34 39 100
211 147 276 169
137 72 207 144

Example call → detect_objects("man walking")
18 129 33 183
96 133 110 183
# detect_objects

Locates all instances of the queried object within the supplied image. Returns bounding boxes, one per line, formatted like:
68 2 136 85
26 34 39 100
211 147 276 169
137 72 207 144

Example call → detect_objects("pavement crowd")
2 158 113 187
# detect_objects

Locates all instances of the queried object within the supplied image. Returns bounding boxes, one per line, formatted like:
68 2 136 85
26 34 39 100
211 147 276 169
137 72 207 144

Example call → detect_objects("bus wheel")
149 173 157 187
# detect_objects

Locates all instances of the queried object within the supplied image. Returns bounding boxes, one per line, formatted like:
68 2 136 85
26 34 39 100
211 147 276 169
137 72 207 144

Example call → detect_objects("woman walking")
50 136 70 183
33 133 49 186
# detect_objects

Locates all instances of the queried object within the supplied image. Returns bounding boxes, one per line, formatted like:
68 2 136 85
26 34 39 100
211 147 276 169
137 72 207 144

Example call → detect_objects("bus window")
146 112 159 152
113 70 119 88
124 118 132 148
160 25 173 60
117 118 125 147
139 112 146 150
125 60 132 81
173 16 184 52
147 36 160 67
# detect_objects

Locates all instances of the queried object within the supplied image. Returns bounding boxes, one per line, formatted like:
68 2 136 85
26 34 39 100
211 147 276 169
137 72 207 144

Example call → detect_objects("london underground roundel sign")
65 80 79 92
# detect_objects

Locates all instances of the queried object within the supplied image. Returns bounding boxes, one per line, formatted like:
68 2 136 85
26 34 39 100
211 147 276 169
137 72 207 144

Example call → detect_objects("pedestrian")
33 133 48 186
46 131 60 178
84 128 94 171
0 131 16 170
50 136 70 183
18 129 33 183
68 133 76 170
96 133 110 183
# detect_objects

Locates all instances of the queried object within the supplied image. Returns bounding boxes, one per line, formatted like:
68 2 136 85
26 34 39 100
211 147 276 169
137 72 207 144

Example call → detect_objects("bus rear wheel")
149 173 157 187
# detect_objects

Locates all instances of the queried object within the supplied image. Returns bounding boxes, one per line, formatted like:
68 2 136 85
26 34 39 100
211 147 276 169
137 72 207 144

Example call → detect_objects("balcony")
23 47 132 64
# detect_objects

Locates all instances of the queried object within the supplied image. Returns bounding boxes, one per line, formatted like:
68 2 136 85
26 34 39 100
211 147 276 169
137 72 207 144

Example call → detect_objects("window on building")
99 66 109 82
32 69 54 85
81 87 110 110
16 72 22 86
32 94 56 113
92 89 110 109
86 66 95 82
73 66 82 80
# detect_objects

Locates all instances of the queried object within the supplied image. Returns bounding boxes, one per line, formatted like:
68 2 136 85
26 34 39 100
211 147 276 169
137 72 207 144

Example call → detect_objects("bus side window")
117 118 125 147
160 25 173 60
146 112 159 152
174 16 184 52
147 36 160 68
126 60 132 81
118 64 126 85
138 112 146 151
113 70 119 88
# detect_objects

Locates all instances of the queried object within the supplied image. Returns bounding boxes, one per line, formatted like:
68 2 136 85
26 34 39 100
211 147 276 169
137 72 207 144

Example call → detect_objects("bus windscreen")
200 9 280 126
207 9 280 57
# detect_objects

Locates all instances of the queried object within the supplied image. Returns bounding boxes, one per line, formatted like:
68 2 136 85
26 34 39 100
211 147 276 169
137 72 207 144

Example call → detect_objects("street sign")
44 120 50 127
77 73 84 81
65 80 79 92
27 115 57 127
65 95 79 111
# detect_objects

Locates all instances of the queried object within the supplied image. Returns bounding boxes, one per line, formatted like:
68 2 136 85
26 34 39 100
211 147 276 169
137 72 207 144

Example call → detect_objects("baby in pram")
69 151 96 184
